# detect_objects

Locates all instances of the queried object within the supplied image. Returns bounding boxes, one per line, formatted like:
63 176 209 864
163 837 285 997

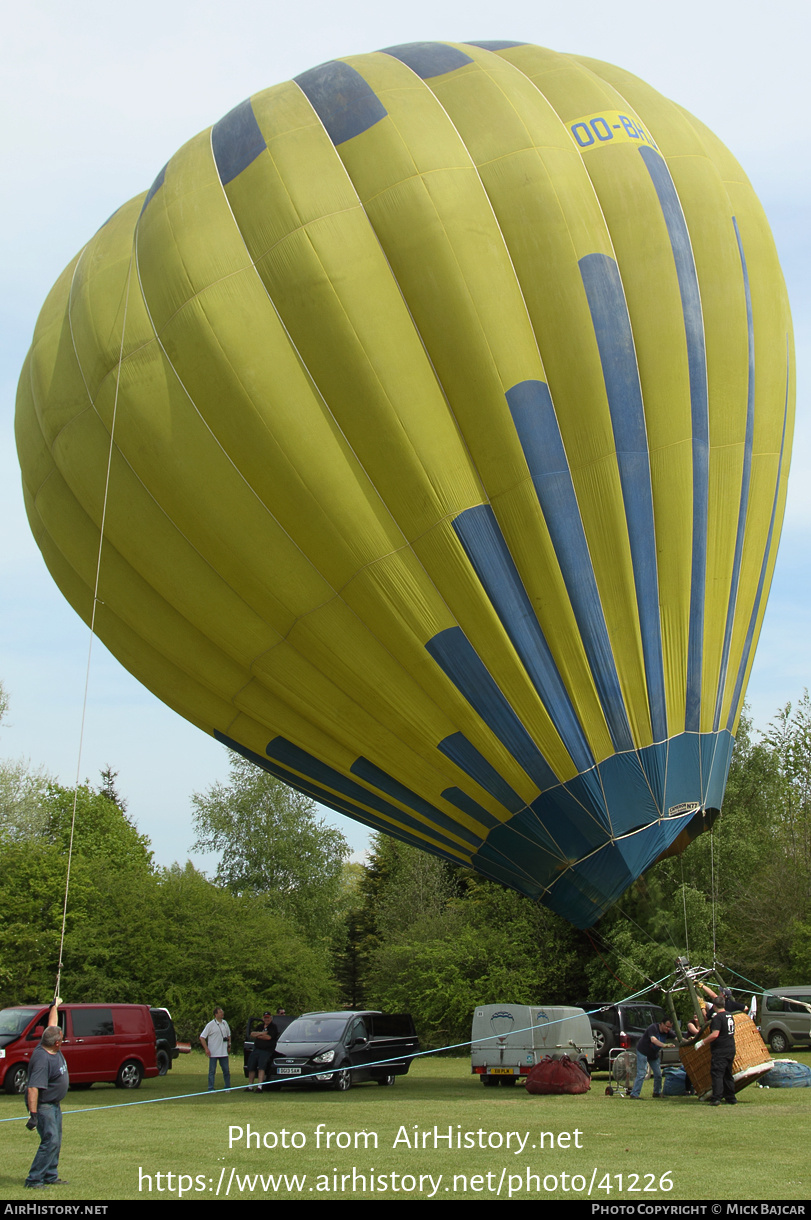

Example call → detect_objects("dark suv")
579 1000 680 1072
150 1007 181 1076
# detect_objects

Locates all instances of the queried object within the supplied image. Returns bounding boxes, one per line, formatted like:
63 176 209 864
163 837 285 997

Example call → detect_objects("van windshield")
0 1008 41 1038
278 1018 347 1044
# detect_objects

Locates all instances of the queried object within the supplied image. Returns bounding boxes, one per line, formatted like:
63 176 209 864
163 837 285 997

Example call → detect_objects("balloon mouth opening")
653 806 720 864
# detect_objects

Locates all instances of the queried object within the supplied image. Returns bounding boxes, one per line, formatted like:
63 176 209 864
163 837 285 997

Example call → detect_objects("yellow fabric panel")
136 147 412 595
135 133 254 333
225 87 484 540
328 53 546 497
24 459 256 710
23 255 93 452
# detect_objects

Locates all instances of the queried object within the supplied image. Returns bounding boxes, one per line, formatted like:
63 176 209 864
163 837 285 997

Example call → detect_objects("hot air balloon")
15 40 793 928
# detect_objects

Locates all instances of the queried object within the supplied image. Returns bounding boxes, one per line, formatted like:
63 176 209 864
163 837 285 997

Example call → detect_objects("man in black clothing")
697 994 737 1105
247 1012 276 1091
25 1001 69 1188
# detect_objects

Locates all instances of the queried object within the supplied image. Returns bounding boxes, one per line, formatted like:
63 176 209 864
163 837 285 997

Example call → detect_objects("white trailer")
471 1004 595 1086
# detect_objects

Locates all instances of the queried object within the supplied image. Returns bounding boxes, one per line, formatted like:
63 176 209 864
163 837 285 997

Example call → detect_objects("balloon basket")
679 1014 772 1099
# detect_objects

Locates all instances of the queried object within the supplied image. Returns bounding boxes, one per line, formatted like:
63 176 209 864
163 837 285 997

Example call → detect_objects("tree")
354 835 585 1044
190 752 349 940
43 781 154 874
0 758 52 842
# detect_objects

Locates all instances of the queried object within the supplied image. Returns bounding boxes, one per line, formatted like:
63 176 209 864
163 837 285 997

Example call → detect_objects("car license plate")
277 1066 301 1075
490 1068 514 1075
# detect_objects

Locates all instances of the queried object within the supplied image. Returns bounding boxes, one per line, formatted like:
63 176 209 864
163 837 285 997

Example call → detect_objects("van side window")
27 1011 66 1040
72 1008 114 1037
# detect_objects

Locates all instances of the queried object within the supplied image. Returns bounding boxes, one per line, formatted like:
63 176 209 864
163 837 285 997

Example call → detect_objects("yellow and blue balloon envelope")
16 41 794 927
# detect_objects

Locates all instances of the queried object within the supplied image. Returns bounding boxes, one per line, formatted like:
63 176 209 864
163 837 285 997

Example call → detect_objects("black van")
270 1011 419 1091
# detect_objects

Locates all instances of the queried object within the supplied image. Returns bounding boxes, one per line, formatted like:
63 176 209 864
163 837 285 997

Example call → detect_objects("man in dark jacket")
25 1000 69 1189
629 1018 675 1099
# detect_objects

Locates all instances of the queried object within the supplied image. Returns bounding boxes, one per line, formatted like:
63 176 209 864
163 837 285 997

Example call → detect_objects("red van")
0 1003 159 1093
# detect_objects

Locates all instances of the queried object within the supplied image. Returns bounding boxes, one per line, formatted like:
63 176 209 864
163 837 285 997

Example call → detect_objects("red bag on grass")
526 1054 591 1095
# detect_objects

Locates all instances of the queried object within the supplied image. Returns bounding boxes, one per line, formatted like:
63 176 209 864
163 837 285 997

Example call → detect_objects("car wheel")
769 1029 790 1053
482 1076 498 1087
332 1068 351 1092
3 1064 28 1095
591 1021 614 1064
500 1076 517 1087
376 1074 396 1086
115 1060 144 1089
157 1049 171 1076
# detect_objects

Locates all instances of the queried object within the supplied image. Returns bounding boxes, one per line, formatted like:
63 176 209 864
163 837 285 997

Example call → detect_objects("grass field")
2 1051 810 1201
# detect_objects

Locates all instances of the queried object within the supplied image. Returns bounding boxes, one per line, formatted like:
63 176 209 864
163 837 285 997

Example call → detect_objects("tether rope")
54 246 135 1002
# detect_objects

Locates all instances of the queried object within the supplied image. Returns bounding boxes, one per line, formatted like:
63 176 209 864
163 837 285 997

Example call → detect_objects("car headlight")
313 1050 335 1064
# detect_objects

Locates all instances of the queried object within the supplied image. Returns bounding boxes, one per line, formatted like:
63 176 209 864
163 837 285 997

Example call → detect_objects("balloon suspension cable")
587 913 666 990
615 887 680 954
710 826 718 963
55 248 135 1002
584 929 628 990
680 854 690 960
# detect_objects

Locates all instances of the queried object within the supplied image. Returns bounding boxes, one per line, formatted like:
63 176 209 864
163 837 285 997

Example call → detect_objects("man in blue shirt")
25 1000 69 1189
629 1017 675 1100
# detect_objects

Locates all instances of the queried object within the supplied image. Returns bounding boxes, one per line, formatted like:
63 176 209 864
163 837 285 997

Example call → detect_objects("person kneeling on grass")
629 1018 675 1100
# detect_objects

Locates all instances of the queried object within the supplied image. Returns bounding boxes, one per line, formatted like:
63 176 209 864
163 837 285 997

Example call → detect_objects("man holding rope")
24 999 69 1189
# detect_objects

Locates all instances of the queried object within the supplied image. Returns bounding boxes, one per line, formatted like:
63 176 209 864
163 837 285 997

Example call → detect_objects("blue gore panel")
475 832 564 894
441 787 501 830
637 740 666 808
463 844 544 893
639 146 709 734
474 730 729 926
494 804 569 859
212 99 267 185
141 163 167 213
438 732 527 814
726 353 791 730
295 60 387 145
506 380 632 752
264 736 469 852
350 756 482 847
453 504 593 772
660 734 701 818
464 40 526 50
215 731 466 865
703 731 734 810
614 817 679 876
426 626 557 790
380 42 473 78
713 217 755 730
579 253 667 743
535 781 612 852
597 749 661 835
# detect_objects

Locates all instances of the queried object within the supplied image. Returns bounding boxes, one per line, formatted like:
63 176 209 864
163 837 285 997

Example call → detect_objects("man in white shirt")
199 1007 232 1091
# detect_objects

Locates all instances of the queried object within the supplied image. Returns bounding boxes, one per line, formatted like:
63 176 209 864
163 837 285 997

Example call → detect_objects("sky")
1 0 808 871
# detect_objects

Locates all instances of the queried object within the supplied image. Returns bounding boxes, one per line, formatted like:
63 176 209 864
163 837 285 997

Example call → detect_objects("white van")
471 1004 594 1086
